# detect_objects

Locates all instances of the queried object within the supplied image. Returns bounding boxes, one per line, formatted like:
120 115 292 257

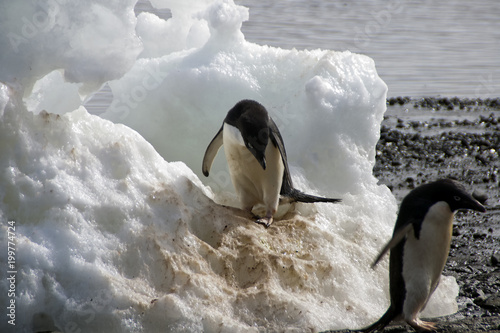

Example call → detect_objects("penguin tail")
285 188 341 204
357 306 397 332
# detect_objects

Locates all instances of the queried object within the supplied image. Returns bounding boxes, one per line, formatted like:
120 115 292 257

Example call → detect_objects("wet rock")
476 155 489 165
473 232 487 240
475 295 500 312
387 96 411 106
473 190 489 204
409 96 500 111
492 251 500 267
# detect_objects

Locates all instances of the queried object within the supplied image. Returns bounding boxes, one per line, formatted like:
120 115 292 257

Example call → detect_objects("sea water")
234 0 500 98
0 0 464 332
88 0 500 111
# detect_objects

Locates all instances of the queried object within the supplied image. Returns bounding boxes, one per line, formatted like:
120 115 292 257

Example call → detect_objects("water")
234 0 500 98
86 0 499 114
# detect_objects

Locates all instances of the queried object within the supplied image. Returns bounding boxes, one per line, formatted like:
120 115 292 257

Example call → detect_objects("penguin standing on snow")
361 179 486 332
202 99 341 227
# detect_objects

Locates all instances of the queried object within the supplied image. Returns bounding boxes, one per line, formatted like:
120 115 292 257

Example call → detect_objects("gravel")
325 97 500 333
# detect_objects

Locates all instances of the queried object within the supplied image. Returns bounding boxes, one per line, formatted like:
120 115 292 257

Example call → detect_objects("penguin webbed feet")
408 318 437 332
243 204 275 228
253 215 274 228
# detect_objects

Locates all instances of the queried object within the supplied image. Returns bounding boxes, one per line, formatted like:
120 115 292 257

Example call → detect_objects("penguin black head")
225 100 270 170
413 179 486 213
394 178 486 241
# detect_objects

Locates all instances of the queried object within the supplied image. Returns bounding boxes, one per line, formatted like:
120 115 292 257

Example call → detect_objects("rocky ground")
327 97 500 333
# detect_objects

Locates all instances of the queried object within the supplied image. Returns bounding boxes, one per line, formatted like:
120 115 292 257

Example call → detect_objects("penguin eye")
454 196 461 201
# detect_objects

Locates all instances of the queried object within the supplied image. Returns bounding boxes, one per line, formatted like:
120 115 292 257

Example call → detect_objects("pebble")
473 190 489 203
492 251 500 267
475 295 500 312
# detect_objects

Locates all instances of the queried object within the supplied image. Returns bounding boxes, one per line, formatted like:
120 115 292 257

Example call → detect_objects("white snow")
0 0 458 332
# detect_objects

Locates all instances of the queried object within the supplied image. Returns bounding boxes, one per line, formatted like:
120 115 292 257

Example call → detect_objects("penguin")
360 179 486 332
202 99 341 227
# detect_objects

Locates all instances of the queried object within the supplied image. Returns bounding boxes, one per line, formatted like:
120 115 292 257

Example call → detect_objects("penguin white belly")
222 124 284 213
402 201 454 320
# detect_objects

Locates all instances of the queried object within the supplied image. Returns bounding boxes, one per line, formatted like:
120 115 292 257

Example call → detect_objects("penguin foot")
407 318 436 332
254 216 274 228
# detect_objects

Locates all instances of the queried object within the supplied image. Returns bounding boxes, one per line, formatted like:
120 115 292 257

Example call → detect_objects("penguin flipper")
267 117 294 195
372 223 413 268
358 306 398 332
202 125 224 177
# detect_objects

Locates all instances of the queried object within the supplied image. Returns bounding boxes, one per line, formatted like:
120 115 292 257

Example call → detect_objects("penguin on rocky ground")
202 99 341 227
360 179 486 332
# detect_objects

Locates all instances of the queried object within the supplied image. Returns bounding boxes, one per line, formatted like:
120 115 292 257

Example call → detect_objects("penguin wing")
202 125 224 177
371 222 414 268
268 117 295 195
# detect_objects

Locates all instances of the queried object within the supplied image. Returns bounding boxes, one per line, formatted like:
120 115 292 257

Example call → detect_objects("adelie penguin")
360 179 486 332
202 99 341 227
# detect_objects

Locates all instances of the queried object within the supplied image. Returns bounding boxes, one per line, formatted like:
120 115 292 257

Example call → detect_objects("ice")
0 0 459 332
0 0 142 96
24 70 82 115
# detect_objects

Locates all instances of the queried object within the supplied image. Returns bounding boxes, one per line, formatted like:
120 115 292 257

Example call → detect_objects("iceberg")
0 0 459 332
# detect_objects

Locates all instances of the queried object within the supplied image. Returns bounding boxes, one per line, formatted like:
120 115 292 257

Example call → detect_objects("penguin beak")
253 150 267 170
246 143 266 170
463 197 486 213
471 200 486 213
257 155 267 170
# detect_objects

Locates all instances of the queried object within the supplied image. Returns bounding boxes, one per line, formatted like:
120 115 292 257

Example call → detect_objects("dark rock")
475 295 500 312
473 190 489 204
492 251 500 267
